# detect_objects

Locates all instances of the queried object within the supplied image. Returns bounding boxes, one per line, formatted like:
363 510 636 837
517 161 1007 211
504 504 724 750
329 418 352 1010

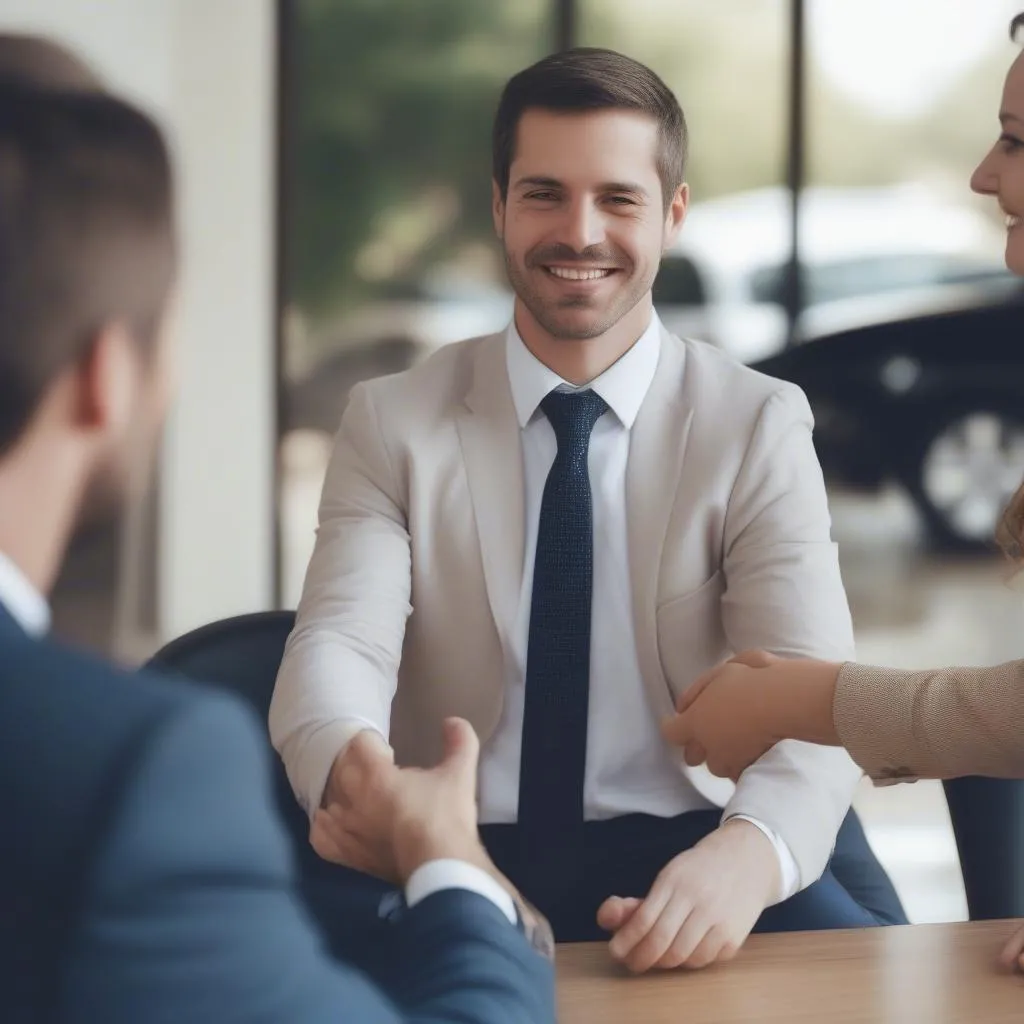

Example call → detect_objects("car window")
653 255 707 305
750 254 1011 307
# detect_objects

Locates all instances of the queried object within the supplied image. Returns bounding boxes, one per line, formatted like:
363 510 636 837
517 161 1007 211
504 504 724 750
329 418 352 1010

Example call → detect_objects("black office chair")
148 609 297 717
943 777 1024 919
149 612 1024 922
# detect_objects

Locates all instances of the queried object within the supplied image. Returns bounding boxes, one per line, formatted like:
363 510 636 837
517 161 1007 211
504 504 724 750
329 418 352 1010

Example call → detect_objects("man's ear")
663 182 689 249
71 321 139 436
492 179 506 241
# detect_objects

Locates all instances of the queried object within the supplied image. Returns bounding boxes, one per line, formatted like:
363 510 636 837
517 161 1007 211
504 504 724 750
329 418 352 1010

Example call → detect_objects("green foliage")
289 0 547 315
288 0 1010 321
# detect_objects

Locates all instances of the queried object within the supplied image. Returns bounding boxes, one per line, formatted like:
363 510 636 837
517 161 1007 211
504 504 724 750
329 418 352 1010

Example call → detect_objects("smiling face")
971 51 1024 275
493 107 686 346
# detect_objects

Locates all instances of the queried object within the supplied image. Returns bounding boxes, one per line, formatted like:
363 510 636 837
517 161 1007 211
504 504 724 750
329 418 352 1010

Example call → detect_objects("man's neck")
0 438 81 598
514 297 654 385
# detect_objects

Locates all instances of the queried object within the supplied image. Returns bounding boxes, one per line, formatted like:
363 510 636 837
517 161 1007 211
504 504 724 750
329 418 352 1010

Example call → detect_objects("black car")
752 292 1024 550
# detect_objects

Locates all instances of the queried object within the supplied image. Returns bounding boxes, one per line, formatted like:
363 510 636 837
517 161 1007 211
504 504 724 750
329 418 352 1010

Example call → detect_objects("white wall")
0 0 278 645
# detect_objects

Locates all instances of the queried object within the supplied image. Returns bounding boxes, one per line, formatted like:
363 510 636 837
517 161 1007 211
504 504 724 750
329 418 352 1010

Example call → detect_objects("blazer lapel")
626 328 694 706
455 335 525 644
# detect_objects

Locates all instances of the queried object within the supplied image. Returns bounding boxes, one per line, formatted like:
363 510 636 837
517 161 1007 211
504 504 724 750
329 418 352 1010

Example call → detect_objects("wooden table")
557 921 1024 1023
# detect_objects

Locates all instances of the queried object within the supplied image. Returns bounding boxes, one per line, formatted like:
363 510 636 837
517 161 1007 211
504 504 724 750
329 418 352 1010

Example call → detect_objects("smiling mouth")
544 266 615 281
1007 213 1022 230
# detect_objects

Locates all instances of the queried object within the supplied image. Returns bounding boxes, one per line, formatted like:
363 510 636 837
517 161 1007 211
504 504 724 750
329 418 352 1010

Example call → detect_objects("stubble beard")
503 245 652 342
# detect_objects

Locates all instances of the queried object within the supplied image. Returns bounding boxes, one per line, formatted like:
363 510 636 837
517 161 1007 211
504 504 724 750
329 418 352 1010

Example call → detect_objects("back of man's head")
0 33 102 92
0 76 175 458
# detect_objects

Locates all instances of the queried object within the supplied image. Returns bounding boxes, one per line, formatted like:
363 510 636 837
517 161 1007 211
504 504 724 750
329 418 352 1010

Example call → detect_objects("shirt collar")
0 550 50 637
505 311 662 430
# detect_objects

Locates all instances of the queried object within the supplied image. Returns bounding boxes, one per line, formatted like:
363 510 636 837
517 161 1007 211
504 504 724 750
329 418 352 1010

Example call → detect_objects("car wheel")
908 406 1024 551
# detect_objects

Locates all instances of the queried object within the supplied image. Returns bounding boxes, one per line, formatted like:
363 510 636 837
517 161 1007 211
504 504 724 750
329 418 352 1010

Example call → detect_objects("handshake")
310 718 491 884
310 717 552 953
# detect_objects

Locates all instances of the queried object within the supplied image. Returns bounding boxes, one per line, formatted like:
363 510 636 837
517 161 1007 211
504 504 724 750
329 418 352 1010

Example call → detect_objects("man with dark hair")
273 48 906 972
0 32 102 91
0 39 554 1024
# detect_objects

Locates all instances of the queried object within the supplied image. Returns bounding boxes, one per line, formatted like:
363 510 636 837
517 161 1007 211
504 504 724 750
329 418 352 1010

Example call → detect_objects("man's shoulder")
0 631 216 730
660 331 810 432
0 633 251 849
670 331 806 408
0 632 261 984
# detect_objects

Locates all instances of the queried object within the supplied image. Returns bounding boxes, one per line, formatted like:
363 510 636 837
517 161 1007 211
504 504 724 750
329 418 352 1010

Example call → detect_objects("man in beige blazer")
271 47 904 972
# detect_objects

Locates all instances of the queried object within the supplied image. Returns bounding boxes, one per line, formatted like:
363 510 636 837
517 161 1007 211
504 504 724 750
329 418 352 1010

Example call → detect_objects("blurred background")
4 0 1024 926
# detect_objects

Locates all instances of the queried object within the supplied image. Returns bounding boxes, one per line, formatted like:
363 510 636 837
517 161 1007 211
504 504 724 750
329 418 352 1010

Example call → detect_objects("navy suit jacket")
0 606 554 1023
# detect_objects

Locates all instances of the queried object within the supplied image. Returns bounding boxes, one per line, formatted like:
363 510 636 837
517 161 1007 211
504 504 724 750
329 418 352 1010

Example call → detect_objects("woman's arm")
835 660 1024 782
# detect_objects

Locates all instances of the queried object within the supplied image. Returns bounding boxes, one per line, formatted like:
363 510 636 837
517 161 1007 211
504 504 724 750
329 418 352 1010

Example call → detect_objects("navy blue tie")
518 388 608 854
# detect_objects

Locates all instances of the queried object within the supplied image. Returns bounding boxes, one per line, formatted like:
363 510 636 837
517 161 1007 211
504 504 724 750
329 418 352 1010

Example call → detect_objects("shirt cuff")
727 814 801 904
405 859 518 925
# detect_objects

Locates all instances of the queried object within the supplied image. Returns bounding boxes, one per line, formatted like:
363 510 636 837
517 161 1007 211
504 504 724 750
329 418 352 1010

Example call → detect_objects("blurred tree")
289 0 547 317
580 0 789 201
288 0 1011 324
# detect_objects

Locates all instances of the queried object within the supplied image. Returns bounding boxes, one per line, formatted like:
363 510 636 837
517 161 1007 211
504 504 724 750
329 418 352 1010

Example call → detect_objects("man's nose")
559 198 605 253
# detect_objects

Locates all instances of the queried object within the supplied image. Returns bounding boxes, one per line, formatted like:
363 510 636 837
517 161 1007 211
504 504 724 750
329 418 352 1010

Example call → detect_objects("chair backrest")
942 777 1024 920
147 610 297 718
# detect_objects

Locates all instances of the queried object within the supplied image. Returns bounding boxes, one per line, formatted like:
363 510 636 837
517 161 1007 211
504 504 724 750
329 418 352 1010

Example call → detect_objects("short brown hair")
0 33 102 92
0 82 175 456
492 48 687 209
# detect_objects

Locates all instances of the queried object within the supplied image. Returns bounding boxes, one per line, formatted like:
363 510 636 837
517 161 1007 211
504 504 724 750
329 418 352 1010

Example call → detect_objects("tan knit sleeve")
833 660 1024 783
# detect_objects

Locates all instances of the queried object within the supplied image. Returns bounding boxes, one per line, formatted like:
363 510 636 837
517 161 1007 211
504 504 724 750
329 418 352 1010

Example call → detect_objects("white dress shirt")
0 547 514 923
0 550 50 637
474 313 798 902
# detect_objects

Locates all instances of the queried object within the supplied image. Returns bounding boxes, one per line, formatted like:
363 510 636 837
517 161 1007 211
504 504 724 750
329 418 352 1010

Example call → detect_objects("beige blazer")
270 327 863 887
835 660 1024 782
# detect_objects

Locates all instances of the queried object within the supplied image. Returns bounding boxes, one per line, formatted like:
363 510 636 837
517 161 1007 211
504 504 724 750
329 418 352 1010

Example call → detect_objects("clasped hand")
310 720 488 885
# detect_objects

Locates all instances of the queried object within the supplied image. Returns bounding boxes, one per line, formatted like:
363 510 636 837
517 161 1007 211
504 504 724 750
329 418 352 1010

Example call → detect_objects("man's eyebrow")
598 180 651 198
512 176 651 198
512 176 563 190
1000 111 1023 127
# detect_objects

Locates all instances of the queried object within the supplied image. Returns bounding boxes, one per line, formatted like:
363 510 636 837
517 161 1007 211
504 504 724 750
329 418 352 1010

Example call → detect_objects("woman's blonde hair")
997 488 1024 561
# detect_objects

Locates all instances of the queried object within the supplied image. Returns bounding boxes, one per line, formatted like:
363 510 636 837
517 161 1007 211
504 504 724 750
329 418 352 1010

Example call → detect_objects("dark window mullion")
784 0 806 347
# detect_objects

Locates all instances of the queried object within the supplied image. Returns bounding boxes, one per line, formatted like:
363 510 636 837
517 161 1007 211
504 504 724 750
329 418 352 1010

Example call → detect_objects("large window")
580 0 790 363
798 0 1021 339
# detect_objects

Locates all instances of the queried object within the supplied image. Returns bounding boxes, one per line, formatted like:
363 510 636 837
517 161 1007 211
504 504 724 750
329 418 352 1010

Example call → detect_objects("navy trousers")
480 808 907 942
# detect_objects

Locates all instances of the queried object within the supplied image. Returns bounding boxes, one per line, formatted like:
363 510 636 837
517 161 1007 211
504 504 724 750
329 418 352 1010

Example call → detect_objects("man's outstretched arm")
60 691 555 1024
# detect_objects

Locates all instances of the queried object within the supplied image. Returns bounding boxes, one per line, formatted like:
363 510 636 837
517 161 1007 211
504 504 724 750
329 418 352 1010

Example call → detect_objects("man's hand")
660 651 842 780
999 921 1024 972
597 819 780 973
312 717 493 885
310 730 399 881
